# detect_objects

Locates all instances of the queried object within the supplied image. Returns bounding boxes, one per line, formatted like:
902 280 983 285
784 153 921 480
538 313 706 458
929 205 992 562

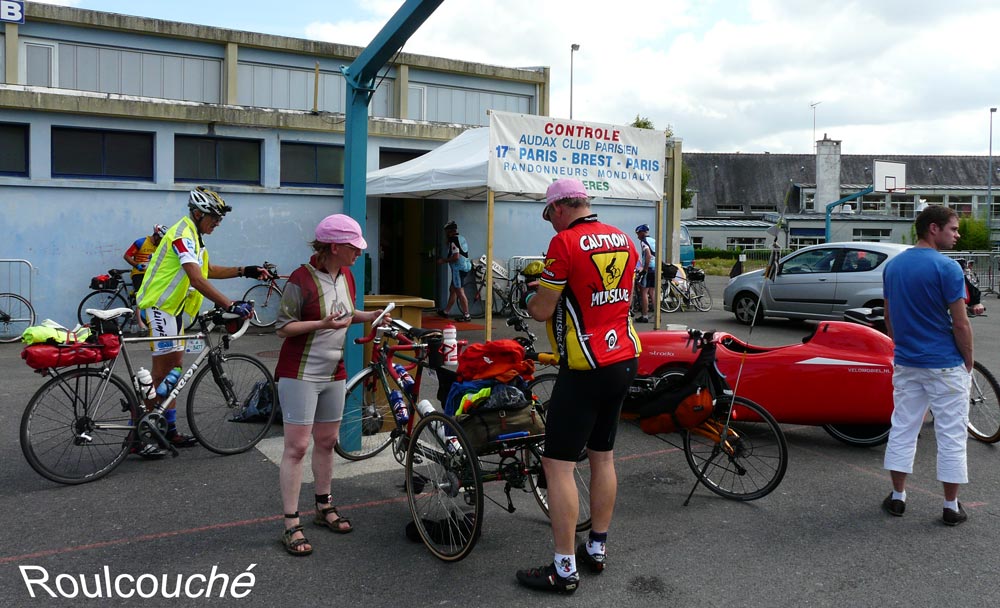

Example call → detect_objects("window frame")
19 37 58 87
174 135 262 185
0 122 29 177
50 126 154 181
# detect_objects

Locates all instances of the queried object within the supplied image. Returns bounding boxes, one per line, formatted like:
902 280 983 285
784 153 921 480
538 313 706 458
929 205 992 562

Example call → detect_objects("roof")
684 152 992 214
683 219 774 229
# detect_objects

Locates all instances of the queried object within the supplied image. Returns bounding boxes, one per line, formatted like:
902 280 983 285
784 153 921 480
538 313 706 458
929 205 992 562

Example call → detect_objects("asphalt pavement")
2 274 1000 607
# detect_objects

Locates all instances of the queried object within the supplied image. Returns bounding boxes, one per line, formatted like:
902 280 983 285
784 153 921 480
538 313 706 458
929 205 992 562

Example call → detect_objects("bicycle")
242 262 284 328
336 305 586 561
0 291 35 343
20 306 277 485
529 327 788 502
660 265 713 313
466 256 513 319
77 269 144 334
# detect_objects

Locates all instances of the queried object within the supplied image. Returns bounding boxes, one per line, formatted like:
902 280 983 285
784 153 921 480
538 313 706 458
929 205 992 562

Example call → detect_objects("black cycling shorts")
542 358 638 461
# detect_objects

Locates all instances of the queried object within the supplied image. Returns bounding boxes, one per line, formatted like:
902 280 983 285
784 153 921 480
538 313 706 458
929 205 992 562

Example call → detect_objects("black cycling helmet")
188 186 232 217
444 221 458 231
635 224 650 233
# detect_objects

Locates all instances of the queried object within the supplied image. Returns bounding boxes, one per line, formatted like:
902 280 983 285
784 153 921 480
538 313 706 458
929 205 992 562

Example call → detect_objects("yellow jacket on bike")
136 216 210 317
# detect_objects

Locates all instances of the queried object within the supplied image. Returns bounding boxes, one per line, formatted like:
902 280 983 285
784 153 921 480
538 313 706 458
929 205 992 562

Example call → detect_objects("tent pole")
485 188 495 341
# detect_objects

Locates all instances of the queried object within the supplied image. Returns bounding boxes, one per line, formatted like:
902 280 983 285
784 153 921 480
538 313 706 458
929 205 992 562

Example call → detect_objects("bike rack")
0 258 34 302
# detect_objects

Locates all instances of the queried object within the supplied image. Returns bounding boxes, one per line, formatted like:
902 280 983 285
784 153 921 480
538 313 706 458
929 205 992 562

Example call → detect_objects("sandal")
313 496 353 534
281 513 312 556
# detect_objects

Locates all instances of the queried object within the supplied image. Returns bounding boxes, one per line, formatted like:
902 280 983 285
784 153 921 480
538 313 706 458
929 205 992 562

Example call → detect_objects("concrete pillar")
396 63 408 119
223 42 238 105
4 23 18 84
815 135 842 209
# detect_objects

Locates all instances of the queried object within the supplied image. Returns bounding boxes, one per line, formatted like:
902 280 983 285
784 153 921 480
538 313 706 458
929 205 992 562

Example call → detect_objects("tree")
956 215 991 250
629 115 690 206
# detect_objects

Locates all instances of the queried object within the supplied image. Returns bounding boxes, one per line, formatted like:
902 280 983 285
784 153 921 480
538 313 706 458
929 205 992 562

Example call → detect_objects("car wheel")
733 292 761 325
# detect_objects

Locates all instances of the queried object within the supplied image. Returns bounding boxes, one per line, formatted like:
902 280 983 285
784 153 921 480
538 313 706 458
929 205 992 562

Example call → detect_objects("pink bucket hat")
315 214 368 249
543 178 589 220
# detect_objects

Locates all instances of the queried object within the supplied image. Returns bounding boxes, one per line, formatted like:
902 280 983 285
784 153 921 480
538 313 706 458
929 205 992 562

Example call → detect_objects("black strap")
284 511 300 519
315 493 332 505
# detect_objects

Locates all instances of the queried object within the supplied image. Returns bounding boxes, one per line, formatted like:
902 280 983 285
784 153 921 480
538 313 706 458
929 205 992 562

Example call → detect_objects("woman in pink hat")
274 214 388 556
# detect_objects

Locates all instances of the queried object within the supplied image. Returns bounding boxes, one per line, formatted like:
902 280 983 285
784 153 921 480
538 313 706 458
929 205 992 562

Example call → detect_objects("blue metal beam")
824 185 874 242
339 0 443 451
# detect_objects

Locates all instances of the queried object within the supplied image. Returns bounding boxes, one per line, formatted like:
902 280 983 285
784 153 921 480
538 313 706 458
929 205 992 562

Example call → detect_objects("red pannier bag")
456 338 534 383
638 386 714 435
21 333 121 370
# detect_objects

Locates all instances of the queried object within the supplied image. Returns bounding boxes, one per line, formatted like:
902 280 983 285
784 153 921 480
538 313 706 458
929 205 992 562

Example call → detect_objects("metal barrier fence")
732 248 999 296
0 259 34 302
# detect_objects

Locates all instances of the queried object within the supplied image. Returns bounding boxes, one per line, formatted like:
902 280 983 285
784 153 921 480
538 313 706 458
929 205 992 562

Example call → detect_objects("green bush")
695 247 740 260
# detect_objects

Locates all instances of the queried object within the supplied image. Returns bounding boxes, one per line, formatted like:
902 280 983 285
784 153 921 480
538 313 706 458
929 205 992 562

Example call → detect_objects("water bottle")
156 367 183 398
134 367 155 401
442 325 459 370
394 363 415 396
389 389 409 425
414 399 461 454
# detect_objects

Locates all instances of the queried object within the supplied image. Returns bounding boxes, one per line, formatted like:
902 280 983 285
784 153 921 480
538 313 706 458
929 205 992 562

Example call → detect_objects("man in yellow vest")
136 186 270 450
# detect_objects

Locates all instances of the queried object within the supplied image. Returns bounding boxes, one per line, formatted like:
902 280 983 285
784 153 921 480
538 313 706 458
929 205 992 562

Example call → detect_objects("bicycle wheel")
968 361 1000 443
20 368 139 484
77 290 129 328
492 282 509 315
186 353 277 455
0 292 35 343
509 282 531 318
335 366 395 461
528 373 558 419
243 283 282 328
683 395 787 501
524 442 593 532
822 423 890 447
405 411 483 562
660 283 681 313
689 281 713 312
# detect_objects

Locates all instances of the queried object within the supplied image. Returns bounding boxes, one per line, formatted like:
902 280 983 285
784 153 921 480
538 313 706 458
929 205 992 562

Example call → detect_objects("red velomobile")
635 321 895 446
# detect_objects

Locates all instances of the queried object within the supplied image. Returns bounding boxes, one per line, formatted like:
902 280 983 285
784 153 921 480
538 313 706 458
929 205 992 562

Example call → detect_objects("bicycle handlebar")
197 308 251 339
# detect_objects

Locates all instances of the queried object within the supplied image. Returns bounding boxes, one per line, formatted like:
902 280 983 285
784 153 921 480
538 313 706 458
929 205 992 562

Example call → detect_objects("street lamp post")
810 101 822 151
989 107 997 212
570 43 580 119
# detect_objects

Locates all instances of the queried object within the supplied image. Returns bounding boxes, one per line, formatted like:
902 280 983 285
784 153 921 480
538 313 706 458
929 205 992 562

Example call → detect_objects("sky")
29 0 1000 156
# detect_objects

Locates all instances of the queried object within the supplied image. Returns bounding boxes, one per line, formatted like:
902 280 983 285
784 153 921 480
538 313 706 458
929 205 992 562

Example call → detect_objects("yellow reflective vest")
136 216 210 317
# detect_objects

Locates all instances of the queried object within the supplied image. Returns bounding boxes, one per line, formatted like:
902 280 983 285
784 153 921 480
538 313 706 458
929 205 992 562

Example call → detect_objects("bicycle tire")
492 281 510 315
528 373 558 420
822 423 890 447
243 283 283 328
335 366 395 461
684 395 788 501
0 292 35 343
690 281 713 312
660 283 681 313
968 361 1000 443
405 411 483 562
20 368 139 484
186 353 277 455
77 290 130 329
524 441 593 532
509 282 531 318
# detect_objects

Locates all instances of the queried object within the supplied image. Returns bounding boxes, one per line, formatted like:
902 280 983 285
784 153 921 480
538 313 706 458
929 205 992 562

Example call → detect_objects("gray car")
723 242 910 325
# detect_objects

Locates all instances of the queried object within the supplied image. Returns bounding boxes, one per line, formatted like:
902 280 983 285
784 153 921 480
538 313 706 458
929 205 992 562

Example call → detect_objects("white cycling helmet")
153 224 167 238
188 186 232 217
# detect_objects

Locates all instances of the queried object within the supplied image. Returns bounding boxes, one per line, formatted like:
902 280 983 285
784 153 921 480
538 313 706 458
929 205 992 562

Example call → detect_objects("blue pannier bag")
231 379 279 423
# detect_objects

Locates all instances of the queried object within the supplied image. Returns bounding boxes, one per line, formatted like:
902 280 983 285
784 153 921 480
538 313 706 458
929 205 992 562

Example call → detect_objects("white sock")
891 490 906 502
587 539 606 557
944 499 959 511
554 553 577 578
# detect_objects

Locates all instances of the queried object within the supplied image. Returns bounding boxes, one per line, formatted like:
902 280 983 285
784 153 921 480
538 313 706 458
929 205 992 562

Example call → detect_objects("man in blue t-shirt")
436 221 473 322
881 205 974 526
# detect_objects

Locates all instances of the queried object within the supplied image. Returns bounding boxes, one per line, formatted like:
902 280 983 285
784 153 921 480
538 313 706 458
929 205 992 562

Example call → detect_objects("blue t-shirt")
447 234 472 273
883 247 965 368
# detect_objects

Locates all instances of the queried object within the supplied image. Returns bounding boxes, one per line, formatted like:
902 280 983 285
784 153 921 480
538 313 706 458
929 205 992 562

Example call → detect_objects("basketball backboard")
873 160 906 193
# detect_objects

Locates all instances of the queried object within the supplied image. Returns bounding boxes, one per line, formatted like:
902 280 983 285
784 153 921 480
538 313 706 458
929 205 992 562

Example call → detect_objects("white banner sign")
487 111 665 201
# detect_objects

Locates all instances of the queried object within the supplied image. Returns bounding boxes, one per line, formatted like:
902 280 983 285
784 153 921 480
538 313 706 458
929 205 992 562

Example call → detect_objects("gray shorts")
277 377 346 425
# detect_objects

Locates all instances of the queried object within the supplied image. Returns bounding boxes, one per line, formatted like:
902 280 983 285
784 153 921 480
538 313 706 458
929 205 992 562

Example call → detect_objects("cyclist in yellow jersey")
135 186 271 449
123 225 167 331
516 178 639 595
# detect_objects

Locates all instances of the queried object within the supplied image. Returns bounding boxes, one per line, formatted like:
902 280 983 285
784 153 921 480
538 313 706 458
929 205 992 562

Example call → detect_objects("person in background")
634 224 655 323
275 214 390 556
436 220 473 322
881 205 974 526
123 224 167 331
516 178 640 595
136 186 270 450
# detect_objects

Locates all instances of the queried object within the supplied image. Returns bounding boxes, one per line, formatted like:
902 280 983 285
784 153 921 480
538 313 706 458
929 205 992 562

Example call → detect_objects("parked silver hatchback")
723 242 910 325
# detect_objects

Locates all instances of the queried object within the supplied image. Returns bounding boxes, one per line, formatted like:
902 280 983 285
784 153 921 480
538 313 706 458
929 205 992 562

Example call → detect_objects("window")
51 127 153 179
716 202 744 213
947 195 973 216
861 194 886 214
726 237 765 250
407 85 426 121
852 228 892 242
781 247 839 274
280 142 344 187
840 249 888 273
789 236 824 248
23 40 57 87
175 136 260 184
691 236 704 249
0 123 28 176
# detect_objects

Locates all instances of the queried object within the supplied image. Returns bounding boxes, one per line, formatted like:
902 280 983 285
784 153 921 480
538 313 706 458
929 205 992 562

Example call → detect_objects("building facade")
1 4 558 322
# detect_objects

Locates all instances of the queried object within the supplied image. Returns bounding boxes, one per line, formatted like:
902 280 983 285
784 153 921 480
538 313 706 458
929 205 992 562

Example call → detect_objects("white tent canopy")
366 127 544 201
